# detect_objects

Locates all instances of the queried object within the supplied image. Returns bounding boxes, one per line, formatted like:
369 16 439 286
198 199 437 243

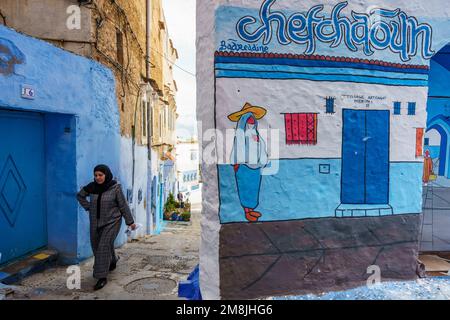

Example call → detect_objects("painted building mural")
198 0 450 299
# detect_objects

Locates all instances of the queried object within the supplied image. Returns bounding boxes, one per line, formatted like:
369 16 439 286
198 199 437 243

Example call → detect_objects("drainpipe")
146 0 153 159
146 0 153 234
146 0 151 80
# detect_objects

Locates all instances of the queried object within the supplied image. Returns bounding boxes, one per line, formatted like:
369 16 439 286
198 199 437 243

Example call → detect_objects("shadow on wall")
0 37 25 75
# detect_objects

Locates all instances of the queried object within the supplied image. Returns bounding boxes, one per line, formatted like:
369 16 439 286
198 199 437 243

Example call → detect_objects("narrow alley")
3 202 201 300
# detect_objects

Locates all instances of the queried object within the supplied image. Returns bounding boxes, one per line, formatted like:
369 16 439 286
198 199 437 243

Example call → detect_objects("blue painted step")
178 264 202 300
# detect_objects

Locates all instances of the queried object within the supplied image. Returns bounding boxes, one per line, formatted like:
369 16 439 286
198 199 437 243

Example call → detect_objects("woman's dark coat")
77 183 134 279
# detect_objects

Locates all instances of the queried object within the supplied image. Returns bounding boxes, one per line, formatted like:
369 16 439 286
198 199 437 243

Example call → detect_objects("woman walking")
77 165 136 291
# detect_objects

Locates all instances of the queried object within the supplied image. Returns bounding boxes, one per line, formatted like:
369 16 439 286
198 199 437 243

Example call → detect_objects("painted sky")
163 0 197 139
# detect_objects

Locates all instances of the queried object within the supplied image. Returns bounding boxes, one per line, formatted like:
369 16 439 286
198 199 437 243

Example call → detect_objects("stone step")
0 249 58 285
335 204 394 217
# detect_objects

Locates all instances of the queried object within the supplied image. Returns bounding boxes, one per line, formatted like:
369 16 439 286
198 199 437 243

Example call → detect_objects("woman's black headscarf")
83 165 118 221
83 165 117 194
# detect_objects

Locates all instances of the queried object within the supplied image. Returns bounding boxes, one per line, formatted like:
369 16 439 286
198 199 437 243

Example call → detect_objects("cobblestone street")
4 203 201 300
421 179 450 252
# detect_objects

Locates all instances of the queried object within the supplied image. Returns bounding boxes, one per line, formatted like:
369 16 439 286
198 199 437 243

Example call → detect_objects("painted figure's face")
247 117 256 130
246 116 259 141
94 171 106 184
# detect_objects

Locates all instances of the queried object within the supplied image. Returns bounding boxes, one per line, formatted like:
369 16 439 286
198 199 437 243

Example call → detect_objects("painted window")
424 138 430 146
183 171 198 182
408 102 416 115
325 97 335 114
393 102 401 115
284 113 318 145
416 128 424 157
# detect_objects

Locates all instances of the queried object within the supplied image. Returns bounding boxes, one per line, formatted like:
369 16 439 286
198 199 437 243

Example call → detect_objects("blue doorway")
426 44 450 180
341 109 390 204
0 110 47 265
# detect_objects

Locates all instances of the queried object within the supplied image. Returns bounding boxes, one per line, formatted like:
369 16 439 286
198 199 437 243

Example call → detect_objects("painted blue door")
151 176 157 232
342 110 390 204
0 110 47 265
155 181 164 234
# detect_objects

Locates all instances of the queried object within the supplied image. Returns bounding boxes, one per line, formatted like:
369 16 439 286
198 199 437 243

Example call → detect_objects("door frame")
0 109 48 265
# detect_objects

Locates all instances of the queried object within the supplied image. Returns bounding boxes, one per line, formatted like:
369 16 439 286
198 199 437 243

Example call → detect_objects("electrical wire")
85 1 195 79
150 46 196 77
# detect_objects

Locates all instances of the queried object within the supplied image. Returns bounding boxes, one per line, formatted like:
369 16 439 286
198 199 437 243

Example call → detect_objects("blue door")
152 181 165 234
342 110 390 204
151 176 157 231
0 110 47 265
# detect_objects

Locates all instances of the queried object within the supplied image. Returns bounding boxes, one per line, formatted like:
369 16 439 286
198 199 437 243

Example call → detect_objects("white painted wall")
215 78 428 162
425 128 441 145
176 140 200 193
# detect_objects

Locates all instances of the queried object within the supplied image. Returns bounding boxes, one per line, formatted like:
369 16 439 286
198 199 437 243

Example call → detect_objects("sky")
162 0 197 140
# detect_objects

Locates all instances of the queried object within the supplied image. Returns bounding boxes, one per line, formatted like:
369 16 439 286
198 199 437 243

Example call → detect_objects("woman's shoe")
94 278 107 291
109 256 120 271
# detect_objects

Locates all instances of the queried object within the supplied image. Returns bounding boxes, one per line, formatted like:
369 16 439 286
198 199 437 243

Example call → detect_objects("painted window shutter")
416 128 424 157
285 113 293 142
326 97 335 114
284 113 318 145
394 102 401 115
408 102 417 115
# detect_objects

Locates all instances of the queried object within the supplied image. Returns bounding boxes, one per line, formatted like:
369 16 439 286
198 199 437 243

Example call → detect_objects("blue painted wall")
425 146 441 159
0 25 148 263
427 59 450 120
427 46 450 179
218 160 422 223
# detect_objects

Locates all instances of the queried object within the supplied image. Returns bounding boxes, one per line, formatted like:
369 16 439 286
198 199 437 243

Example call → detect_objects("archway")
426 43 450 180
420 44 450 254
426 116 450 179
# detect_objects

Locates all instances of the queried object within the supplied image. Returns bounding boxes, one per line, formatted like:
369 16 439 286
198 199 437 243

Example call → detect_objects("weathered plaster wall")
0 25 130 263
198 0 450 299
150 0 164 94
0 0 149 143
91 0 147 142
0 0 92 56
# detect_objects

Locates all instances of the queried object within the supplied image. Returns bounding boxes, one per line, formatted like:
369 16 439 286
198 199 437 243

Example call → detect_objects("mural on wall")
199 0 450 300
420 43 450 252
228 103 268 222
215 0 431 224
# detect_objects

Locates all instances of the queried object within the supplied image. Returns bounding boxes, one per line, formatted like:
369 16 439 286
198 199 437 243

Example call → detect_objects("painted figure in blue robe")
228 102 268 222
